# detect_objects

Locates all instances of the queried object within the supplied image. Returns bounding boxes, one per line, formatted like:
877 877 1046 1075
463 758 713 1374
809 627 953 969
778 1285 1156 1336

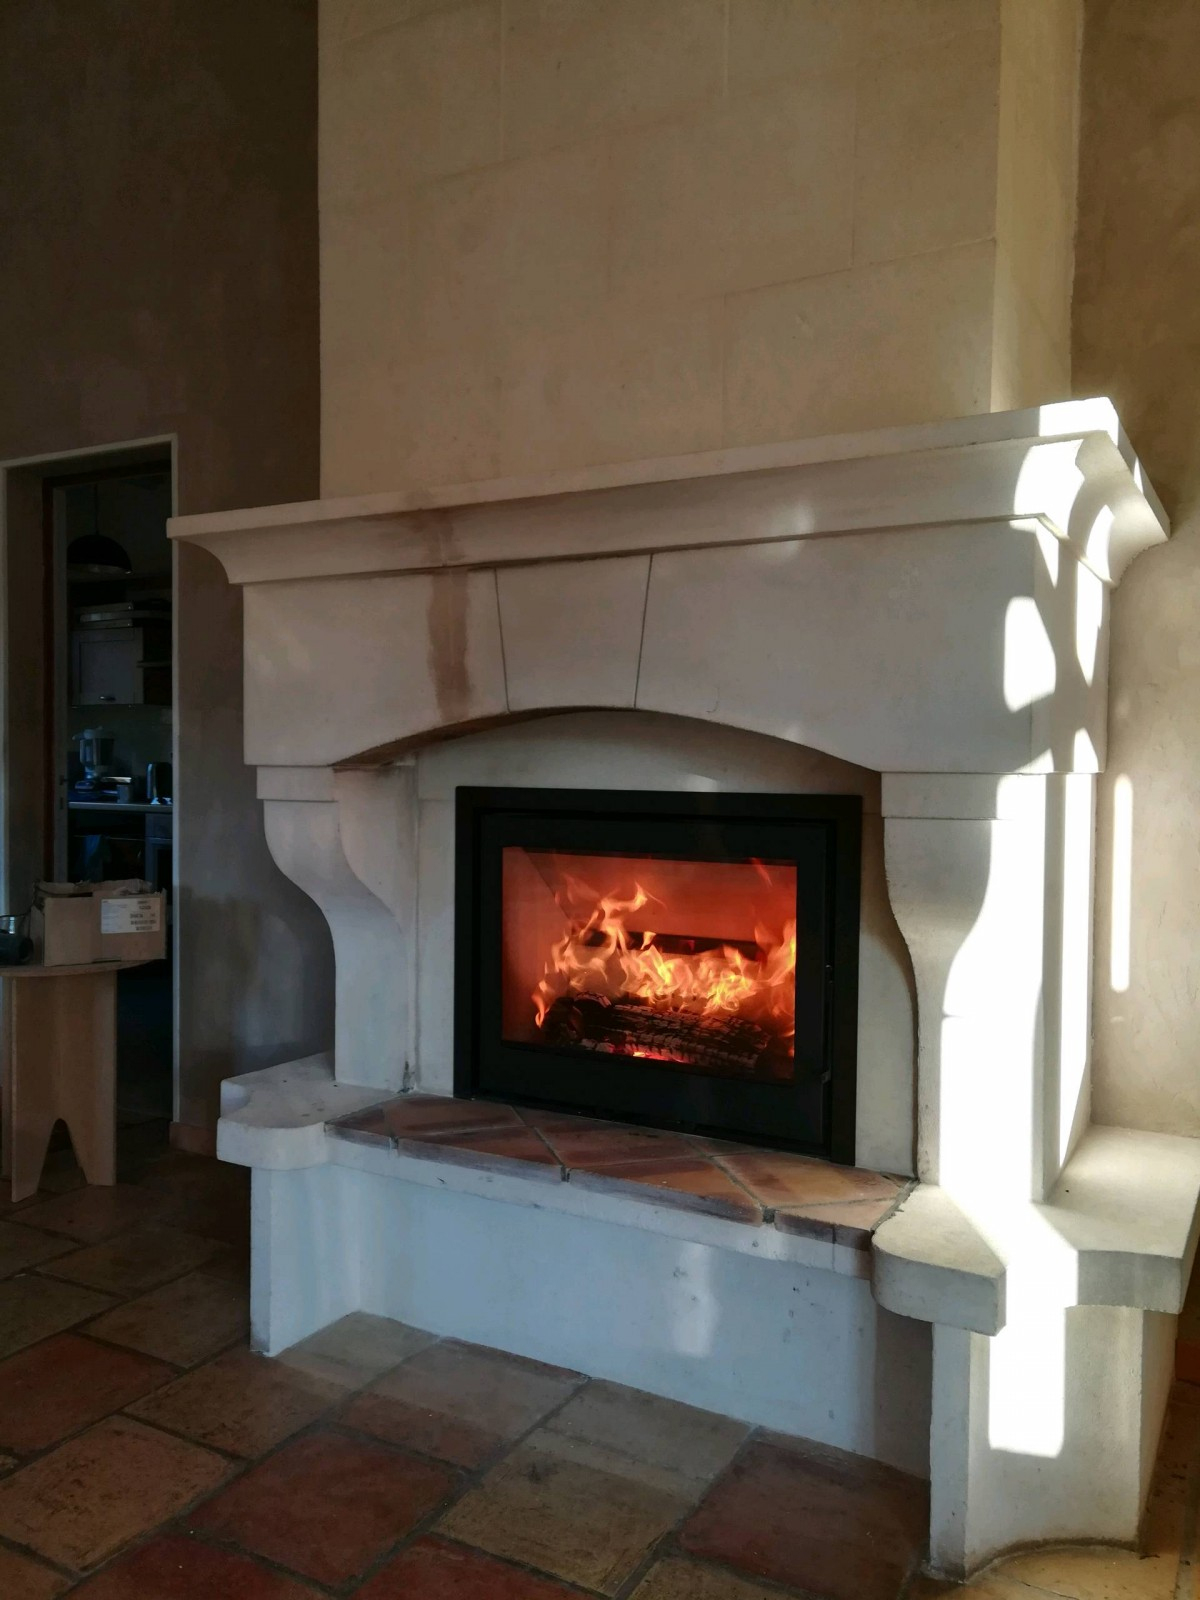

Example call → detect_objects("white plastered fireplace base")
174 400 1200 1576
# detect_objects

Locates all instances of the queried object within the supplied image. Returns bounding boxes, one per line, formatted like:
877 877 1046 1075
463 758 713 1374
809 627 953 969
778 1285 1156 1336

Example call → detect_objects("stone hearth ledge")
219 1059 1200 1334
219 1058 902 1281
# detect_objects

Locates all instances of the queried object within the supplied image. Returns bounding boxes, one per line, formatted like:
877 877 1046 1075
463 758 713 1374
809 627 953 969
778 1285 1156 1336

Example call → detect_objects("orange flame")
532 871 796 1054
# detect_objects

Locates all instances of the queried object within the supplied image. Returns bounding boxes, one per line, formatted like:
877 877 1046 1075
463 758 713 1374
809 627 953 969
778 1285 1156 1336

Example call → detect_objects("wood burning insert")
455 788 861 1159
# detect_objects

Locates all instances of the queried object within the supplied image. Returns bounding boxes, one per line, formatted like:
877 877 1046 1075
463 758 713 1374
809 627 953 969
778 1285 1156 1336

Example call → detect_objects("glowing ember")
531 869 797 1061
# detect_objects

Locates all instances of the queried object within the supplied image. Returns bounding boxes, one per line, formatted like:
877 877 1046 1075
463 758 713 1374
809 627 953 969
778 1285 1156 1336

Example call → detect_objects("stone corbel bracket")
256 765 417 1091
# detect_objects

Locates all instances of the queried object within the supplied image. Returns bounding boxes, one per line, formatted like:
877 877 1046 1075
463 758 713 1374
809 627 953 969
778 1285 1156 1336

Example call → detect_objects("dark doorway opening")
45 461 174 1122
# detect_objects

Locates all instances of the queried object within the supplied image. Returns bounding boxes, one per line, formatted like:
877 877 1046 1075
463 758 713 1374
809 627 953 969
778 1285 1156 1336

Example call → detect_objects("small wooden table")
0 961 145 1202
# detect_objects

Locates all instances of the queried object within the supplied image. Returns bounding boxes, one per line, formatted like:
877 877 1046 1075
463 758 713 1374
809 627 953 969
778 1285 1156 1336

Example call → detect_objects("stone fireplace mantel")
171 399 1200 1577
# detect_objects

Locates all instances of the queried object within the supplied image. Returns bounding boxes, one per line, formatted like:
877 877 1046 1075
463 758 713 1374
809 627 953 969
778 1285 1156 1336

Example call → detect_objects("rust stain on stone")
427 570 472 726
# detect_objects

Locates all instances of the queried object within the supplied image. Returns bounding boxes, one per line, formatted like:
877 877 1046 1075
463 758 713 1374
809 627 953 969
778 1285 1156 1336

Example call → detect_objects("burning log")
541 993 779 1078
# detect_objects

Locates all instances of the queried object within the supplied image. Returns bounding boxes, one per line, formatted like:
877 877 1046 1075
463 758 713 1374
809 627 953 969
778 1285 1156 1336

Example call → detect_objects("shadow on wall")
176 885 333 1129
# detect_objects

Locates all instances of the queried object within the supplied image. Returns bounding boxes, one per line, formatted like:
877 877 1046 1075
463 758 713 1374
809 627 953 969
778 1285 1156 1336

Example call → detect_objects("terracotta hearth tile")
362 1340 582 1452
0 1221 74 1277
358 1536 583 1599
0 1415 228 1574
711 1149 901 1210
567 1154 763 1223
0 1276 117 1360
679 1434 927 1600
16 1185 160 1243
0 1333 173 1455
339 1387 507 1468
545 1380 748 1491
85 1269 249 1367
398 1125 564 1179
538 1121 698 1168
190 1428 458 1588
774 1195 899 1249
378 1095 525 1139
0 1546 69 1600
516 1109 624 1133
438 1434 693 1596
328 1109 398 1148
277 1312 438 1390
39 1225 222 1297
68 1533 322 1598
629 1556 790 1599
127 1346 343 1457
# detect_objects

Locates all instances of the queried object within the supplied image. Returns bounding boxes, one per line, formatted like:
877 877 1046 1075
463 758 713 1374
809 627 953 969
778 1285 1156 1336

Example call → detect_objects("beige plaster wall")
1074 1 1200 1133
320 0 1079 496
0 0 334 1129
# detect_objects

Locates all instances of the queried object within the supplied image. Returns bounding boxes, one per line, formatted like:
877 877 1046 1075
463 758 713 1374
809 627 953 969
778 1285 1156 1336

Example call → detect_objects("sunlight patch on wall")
1110 774 1133 993
1059 775 1094 1165
1004 597 1056 712
1075 565 1103 685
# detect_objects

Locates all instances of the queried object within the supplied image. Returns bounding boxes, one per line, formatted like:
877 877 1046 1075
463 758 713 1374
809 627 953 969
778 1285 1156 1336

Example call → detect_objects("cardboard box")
33 880 167 967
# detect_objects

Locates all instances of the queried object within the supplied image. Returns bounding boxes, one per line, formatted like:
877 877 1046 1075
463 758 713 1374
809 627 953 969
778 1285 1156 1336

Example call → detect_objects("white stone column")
930 1306 1174 1575
884 772 1095 1207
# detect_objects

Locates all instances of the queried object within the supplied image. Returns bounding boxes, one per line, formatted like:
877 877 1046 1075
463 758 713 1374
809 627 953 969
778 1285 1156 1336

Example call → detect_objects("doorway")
2 440 177 1141
47 463 174 1120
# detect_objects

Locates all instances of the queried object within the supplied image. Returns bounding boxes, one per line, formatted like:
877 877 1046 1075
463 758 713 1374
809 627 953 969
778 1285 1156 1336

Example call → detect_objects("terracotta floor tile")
139 1156 251 1249
629 1556 794 1599
0 1276 116 1360
339 1388 507 1469
0 1415 228 1574
277 1312 437 1390
15 1186 160 1243
38 1149 89 1196
906 1577 1031 1598
358 1535 583 1598
84 1270 248 1367
126 1346 342 1457
545 1380 748 1491
0 1545 69 1600
438 1434 692 1596
365 1340 582 1449
679 1435 927 1600
139 1152 250 1210
0 1221 74 1277
190 1427 458 1587
0 1333 174 1454
995 1544 1180 1599
39 1225 222 1297
567 1156 763 1223
197 1241 251 1285
712 1150 900 1209
68 1532 322 1598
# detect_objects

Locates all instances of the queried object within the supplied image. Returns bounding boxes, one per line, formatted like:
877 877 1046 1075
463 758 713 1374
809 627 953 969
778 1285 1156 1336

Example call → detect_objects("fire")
531 870 797 1056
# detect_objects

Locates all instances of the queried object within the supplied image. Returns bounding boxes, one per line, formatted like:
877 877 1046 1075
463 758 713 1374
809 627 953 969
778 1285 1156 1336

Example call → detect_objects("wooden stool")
0 961 143 1202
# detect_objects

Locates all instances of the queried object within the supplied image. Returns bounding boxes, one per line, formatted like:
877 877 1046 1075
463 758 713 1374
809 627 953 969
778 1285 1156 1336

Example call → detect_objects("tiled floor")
0 1128 1196 1598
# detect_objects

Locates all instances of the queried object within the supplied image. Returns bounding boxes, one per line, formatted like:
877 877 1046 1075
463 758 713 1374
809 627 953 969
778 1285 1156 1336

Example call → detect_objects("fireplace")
181 401 1181 1573
454 787 861 1158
